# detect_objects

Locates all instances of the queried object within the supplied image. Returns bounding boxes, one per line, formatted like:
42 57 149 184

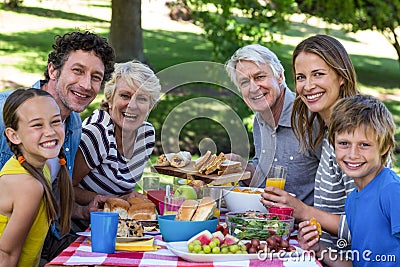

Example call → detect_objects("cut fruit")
211 231 225 244
187 230 213 246
223 234 239 245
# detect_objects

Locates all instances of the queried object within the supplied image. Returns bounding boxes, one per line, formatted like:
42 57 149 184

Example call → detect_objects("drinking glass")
265 165 287 190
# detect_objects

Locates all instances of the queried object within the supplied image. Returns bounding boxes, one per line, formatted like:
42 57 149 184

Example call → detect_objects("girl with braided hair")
0 88 73 267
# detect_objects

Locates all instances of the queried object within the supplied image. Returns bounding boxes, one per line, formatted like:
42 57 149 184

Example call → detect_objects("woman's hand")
260 186 308 220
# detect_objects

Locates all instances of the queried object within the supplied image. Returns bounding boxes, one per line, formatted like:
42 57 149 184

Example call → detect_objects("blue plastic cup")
90 212 119 253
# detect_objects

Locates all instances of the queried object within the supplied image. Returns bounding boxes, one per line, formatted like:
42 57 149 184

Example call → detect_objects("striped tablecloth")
46 235 323 267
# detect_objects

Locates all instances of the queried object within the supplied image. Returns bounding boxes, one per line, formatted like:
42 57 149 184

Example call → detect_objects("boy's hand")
297 220 321 252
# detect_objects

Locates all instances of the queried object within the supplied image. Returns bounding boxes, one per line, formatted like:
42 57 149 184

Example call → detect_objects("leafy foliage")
186 0 298 62
298 0 400 64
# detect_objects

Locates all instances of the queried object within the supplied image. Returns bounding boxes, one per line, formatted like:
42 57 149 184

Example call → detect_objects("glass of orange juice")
265 165 287 190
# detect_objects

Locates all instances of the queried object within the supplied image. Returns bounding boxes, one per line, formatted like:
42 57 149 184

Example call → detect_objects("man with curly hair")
0 31 115 265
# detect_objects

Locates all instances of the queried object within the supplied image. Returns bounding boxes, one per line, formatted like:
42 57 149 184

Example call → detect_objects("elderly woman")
72 60 161 209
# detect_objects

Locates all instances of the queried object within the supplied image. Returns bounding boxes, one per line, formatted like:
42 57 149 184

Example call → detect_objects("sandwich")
175 199 199 221
175 197 216 221
194 150 212 169
156 153 170 166
168 151 192 168
198 154 217 174
191 196 217 221
195 152 242 176
204 152 226 175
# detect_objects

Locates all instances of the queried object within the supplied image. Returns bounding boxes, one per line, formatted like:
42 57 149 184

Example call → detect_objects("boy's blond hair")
328 94 395 165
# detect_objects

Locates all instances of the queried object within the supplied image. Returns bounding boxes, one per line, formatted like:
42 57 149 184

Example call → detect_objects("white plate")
76 232 153 242
166 241 303 262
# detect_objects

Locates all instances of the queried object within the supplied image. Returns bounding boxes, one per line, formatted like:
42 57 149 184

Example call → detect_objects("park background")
0 0 399 172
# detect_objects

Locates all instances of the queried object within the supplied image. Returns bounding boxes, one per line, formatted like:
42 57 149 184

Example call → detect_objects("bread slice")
104 198 130 219
217 166 243 176
175 199 198 221
191 197 216 221
217 160 242 175
194 150 212 169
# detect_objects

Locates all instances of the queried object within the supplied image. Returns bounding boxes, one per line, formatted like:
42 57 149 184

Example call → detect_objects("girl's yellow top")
0 157 50 267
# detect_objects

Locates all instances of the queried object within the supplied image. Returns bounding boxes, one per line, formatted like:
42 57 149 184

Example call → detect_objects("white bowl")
222 187 267 213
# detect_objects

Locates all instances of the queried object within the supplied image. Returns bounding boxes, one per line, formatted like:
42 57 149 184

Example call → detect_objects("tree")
109 0 146 63
186 0 298 62
298 0 400 66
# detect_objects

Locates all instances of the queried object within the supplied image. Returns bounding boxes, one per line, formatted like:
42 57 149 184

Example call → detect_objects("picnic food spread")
156 150 243 176
104 197 157 237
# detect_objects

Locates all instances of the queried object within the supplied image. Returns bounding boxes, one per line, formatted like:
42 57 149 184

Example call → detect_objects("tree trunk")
109 0 146 63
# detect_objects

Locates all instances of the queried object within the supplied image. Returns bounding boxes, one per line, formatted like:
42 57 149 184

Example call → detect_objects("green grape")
229 244 239 253
221 247 229 254
240 244 247 251
212 238 220 246
212 246 221 254
192 240 201 246
198 251 205 254
187 243 194 252
193 244 202 253
209 241 217 249
203 245 211 254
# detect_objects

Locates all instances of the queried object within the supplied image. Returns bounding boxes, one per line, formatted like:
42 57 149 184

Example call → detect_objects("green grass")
1 1 399 172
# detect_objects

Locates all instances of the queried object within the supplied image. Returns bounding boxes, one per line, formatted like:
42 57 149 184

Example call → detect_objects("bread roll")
127 201 157 220
104 198 130 219
127 197 153 206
